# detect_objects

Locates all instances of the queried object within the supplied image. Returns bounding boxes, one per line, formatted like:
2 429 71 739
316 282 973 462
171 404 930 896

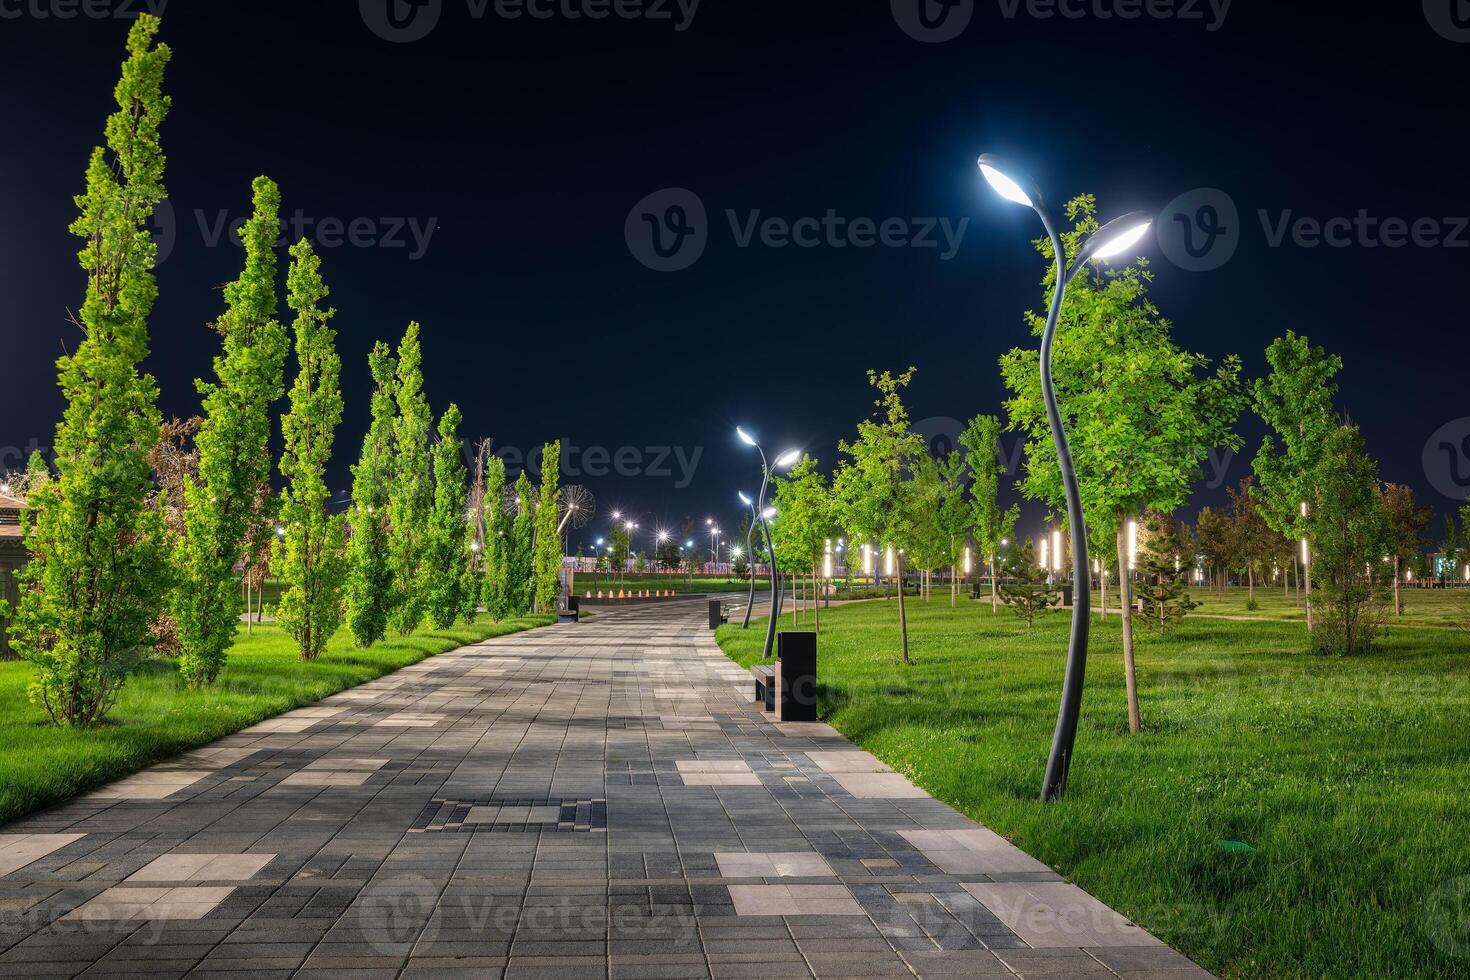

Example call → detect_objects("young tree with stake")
959 415 1018 612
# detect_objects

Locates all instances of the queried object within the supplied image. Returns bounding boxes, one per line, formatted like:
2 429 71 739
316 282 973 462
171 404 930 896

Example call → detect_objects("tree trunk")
812 562 820 634
1116 523 1141 735
1248 564 1254 603
896 552 910 664
1394 555 1402 617
991 556 998 613
1100 570 1107 619
1304 550 1313 630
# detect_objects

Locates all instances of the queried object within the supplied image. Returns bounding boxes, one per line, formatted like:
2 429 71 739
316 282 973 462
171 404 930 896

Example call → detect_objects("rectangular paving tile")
128 853 274 882
899 829 1054 875
88 770 212 800
963 881 1165 948
714 853 835 879
64 885 235 922
727 884 865 916
0 833 86 875
826 772 927 799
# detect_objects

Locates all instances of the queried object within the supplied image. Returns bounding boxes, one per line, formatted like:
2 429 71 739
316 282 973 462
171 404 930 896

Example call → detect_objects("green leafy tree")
933 443 974 608
175 177 289 685
12 18 174 725
1251 331 1343 630
1304 425 1391 655
959 415 1019 612
532 441 563 612
480 455 511 619
1000 196 1244 733
606 523 631 588
998 539 1059 627
345 343 398 647
833 368 926 663
772 455 836 630
1135 511 1198 635
388 322 433 635
508 471 536 616
1439 515 1460 586
273 239 347 661
423 405 471 629
1228 477 1279 603
1195 505 1234 592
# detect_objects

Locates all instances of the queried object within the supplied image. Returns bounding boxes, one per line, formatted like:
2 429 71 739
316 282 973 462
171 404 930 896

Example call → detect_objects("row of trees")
760 196 1458 735
0 18 560 726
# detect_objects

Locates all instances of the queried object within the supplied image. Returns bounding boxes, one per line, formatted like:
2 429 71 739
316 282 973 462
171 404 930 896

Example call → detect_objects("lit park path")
0 600 1213 979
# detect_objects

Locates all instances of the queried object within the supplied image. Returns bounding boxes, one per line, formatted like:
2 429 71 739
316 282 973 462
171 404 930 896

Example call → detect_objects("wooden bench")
751 664 775 712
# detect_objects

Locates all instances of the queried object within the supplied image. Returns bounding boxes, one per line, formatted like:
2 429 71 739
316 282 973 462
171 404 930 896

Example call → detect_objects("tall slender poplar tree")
480 455 510 620
425 405 471 629
273 240 347 661
345 343 398 647
533 441 563 613
388 322 433 635
12 17 175 724
175 176 289 686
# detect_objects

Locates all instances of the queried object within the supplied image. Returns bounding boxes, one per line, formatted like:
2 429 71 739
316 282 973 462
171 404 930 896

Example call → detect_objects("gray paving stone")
0 601 1214 979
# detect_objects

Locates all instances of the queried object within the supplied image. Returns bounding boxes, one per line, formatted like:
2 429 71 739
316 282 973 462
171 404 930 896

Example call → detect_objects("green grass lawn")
717 598 1470 979
0 613 552 827
1178 583 1469 629
576 573 747 594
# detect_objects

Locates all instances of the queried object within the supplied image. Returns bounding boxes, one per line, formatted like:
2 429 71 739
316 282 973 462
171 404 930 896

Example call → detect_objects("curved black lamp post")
977 153 1154 802
736 427 799 659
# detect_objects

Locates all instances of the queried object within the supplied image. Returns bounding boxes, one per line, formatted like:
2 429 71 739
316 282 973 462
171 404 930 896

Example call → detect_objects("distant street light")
978 152 1155 803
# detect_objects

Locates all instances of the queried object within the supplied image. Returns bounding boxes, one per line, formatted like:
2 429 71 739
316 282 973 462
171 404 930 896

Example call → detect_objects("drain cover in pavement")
409 798 607 833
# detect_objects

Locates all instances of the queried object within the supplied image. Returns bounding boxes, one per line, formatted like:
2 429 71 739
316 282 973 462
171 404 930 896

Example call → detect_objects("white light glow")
1127 520 1137 571
762 507 777 520
885 546 895 577
1040 538 1049 571
1090 220 1151 259
737 426 757 447
1050 530 1062 572
738 491 753 506
775 449 801 468
979 163 1032 207
964 547 972 575
863 544 873 575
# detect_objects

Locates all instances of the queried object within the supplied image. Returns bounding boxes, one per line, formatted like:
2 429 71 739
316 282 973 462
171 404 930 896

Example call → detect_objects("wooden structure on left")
0 492 25 660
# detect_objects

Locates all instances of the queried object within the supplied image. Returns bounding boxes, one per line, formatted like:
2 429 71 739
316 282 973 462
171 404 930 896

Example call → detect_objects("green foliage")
175 177 289 685
1195 505 1234 586
480 455 511 619
997 539 1058 626
387 322 433 635
772 455 835 575
532 441 563 613
1305 426 1391 655
507 472 536 616
1227 477 1281 593
960 415 1019 570
1250 331 1343 541
833 368 926 661
272 240 347 662
12 17 174 726
345 343 397 647
606 523 631 582
1135 511 1198 635
424 405 471 630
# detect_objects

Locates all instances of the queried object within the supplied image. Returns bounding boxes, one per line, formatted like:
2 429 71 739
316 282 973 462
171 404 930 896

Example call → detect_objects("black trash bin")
558 595 580 624
776 631 817 722
708 598 723 630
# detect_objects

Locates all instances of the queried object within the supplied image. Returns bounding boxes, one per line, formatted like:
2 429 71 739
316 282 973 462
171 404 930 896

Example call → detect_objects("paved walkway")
0 600 1211 979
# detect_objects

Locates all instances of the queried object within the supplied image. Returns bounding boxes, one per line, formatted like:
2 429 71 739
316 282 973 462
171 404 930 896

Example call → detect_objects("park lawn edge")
0 613 555 827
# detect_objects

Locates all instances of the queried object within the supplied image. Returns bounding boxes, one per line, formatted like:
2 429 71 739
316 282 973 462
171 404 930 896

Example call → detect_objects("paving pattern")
0 599 1214 978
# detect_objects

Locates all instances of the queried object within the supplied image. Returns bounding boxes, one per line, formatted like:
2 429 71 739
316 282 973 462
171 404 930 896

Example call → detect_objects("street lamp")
735 427 800 659
978 152 1155 802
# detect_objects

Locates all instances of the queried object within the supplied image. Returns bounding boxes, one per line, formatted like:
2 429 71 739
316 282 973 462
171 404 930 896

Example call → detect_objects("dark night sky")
2 1 1464 552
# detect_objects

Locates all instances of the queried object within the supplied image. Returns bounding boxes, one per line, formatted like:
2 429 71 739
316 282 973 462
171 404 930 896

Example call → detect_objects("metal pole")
1036 208 1093 804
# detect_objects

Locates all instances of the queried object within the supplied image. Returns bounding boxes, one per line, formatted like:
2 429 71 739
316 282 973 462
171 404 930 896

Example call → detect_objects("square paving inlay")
900 828 1054 875
827 771 927 799
64 886 234 922
0 833 86 876
127 853 274 882
88 769 212 800
715 852 835 878
727 884 865 916
411 798 607 833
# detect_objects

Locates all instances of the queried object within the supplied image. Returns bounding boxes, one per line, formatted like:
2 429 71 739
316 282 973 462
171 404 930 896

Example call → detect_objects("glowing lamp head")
1083 211 1154 261
774 449 801 469
736 426 757 447
738 491 753 507
762 507 777 520
977 154 1039 209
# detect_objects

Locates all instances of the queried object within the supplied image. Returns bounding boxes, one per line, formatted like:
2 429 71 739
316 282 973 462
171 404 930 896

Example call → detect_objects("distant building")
0 492 25 660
